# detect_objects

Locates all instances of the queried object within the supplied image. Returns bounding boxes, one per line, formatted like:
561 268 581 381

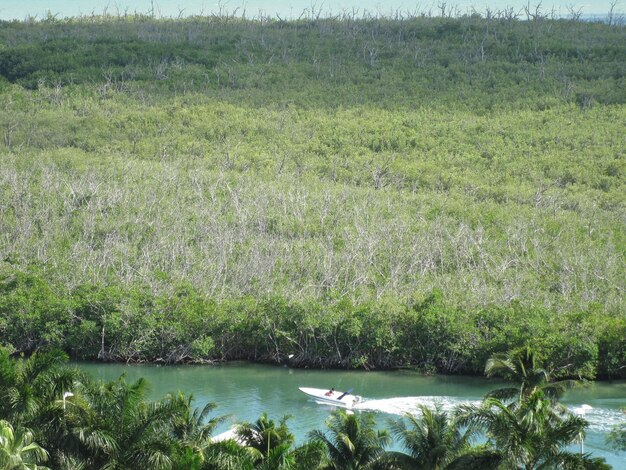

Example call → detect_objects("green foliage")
385 405 480 470
0 269 72 352
58 375 181 469
484 345 579 402
456 392 588 469
0 420 49 470
0 348 75 427
235 413 295 463
309 410 391 469
0 15 623 108
0 348 615 469
233 413 324 469
597 317 626 379
455 346 613 469
0 267 623 378
0 14 624 379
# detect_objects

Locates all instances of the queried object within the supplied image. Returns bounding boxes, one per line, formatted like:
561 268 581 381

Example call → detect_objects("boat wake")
351 397 624 433
353 396 481 415
573 407 625 433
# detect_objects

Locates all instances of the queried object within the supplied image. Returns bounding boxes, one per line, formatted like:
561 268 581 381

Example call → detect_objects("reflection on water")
74 361 625 467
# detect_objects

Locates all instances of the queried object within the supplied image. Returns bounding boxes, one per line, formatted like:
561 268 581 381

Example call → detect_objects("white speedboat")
299 387 362 408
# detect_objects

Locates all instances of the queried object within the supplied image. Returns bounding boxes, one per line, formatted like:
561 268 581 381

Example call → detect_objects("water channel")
76 361 626 467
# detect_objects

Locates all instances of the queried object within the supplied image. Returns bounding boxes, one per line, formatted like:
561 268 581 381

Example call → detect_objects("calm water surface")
76 361 626 467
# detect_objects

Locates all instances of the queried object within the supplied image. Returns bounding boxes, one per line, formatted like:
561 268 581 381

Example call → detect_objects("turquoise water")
0 0 618 20
76 361 626 467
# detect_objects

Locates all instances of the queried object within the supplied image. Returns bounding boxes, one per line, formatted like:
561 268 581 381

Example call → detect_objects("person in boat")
324 388 335 396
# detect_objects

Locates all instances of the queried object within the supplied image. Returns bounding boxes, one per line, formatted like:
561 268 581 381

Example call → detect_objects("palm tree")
167 392 226 466
456 391 590 470
387 405 480 470
234 413 323 469
0 420 49 470
0 348 79 468
484 345 576 403
0 348 75 426
256 440 325 470
309 410 390 470
203 439 254 470
288 439 326 470
63 375 181 469
235 413 295 462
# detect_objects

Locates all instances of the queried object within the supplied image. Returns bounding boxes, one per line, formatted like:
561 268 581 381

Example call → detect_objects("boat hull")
299 387 360 408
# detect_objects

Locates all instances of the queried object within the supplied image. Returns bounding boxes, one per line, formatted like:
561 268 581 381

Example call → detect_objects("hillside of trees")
0 12 624 378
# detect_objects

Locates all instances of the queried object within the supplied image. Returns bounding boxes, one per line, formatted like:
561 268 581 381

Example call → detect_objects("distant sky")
0 0 620 20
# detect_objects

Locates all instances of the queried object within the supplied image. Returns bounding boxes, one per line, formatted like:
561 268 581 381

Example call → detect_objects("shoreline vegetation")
1 268 624 380
0 11 625 380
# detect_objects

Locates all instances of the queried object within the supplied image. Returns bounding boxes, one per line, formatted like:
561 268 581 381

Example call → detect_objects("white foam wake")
351 397 625 433
353 396 482 415
567 406 625 433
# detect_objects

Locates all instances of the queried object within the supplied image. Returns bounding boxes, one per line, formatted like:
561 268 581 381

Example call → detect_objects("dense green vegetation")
0 12 624 377
1 268 623 379
0 347 613 469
